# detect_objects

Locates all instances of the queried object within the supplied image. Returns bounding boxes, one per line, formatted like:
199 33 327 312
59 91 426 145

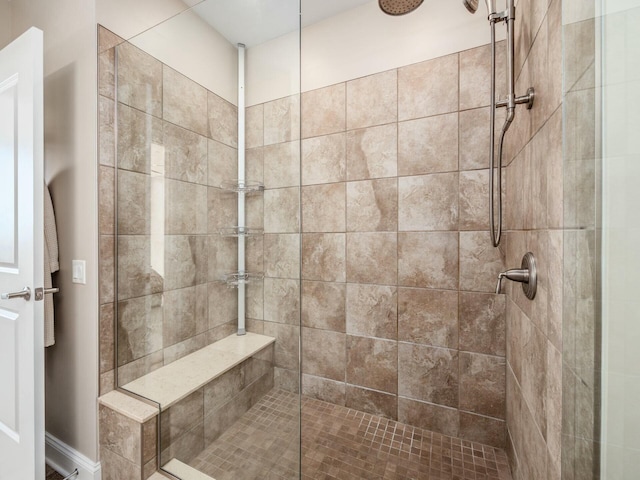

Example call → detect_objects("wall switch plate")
72 260 86 284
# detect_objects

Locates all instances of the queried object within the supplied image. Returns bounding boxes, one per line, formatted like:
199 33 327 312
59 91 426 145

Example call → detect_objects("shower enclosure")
94 0 627 479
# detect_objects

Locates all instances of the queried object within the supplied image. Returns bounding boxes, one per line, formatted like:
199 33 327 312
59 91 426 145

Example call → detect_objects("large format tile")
346 335 398 394
302 83 346 138
117 103 163 174
301 233 346 282
302 183 346 233
301 281 346 332
459 292 506 356
398 53 459 121
346 123 398 180
117 42 162 118
263 278 300 325
459 231 505 293
264 95 300 145
263 141 300 188
264 234 301 279
459 169 490 231
163 66 208 136
398 287 458 349
459 352 506 419
165 179 208 235
117 170 150 235
346 284 397 340
264 187 300 233
346 178 397 232
398 343 459 408
398 173 459 231
398 113 459 176
117 294 163 366
398 232 459 289
301 133 346 185
346 70 397 130
164 122 208 184
208 92 238 147
302 327 346 382
346 233 397 285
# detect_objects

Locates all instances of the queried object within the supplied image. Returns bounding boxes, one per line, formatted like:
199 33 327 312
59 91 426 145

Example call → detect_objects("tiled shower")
95 0 602 479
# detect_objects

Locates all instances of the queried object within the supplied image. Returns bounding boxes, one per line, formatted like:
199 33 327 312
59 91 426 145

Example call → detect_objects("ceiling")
191 0 373 48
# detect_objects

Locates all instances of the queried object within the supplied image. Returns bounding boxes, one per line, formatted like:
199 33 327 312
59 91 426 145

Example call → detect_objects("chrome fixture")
378 0 424 16
379 0 535 248
1 286 32 301
466 0 535 247
496 252 537 300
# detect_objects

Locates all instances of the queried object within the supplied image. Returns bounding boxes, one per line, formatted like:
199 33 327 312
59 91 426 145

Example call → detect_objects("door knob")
34 287 59 301
1 286 32 301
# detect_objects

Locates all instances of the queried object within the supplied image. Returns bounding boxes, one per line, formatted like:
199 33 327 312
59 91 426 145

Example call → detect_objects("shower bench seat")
121 332 275 409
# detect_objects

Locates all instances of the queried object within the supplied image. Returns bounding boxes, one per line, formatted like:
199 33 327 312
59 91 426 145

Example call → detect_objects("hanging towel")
44 183 59 347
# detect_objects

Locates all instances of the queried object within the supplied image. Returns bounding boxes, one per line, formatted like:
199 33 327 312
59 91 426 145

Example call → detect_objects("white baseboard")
45 432 102 480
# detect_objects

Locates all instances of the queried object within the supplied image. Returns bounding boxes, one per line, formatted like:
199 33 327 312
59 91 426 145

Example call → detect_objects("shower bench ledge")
121 332 275 410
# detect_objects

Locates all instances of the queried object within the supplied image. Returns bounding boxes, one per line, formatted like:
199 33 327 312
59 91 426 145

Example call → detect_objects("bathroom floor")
45 465 64 480
187 388 512 480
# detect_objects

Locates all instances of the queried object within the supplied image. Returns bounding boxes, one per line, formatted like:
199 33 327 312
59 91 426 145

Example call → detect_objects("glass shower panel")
113 2 301 478
600 0 640 478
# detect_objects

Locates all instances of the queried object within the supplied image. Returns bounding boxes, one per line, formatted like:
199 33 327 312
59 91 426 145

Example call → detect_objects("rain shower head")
378 0 424 16
463 0 497 14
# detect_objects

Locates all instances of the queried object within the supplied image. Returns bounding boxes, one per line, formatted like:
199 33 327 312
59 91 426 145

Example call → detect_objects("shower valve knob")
495 252 537 300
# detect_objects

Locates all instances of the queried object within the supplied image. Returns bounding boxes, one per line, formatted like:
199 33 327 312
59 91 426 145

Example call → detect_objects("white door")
0 27 45 480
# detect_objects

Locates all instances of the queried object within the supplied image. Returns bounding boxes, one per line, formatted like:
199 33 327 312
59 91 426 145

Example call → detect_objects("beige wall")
0 1 11 48
8 0 99 463
503 0 563 478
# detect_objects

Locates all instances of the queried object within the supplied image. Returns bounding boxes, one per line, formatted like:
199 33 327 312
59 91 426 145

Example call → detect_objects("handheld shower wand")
465 0 534 247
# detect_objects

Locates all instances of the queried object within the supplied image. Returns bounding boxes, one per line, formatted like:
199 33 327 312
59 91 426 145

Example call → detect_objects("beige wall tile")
99 166 115 235
346 124 398 180
301 233 345 282
302 327 346 381
398 343 459 408
264 234 301 279
345 385 397 420
398 113 458 176
347 70 397 130
101 447 141 480
346 284 397 340
346 335 397 394
302 374 346 405
208 282 237 328
164 235 208 291
99 96 115 167
398 173 459 231
459 352 506 419
301 281 346 332
459 107 492 171
459 412 506 448
264 187 300 233
246 147 264 186
460 43 506 111
302 83 346 138
264 141 300 188
302 183 346 233
117 236 162 301
163 287 205 347
207 187 238 235
398 288 458 349
346 233 397 285
98 26 124 52
398 232 459 289
208 92 238 148
264 278 300 325
301 133 346 185
117 294 163 366
208 139 237 188
163 66 208 136
163 333 207 365
117 103 162 174
264 95 300 145
117 42 162 118
100 304 115 374
160 389 203 452
165 179 208 235
100 235 115 304
117 170 150 235
207 236 237 282
100 405 142 465
397 397 459 438
164 122 208 185
459 169 490 231
459 231 504 293
246 104 264 148
346 178 397 232
459 292 506 356
99 48 115 100
263 323 300 371
398 53 459 121
117 351 163 386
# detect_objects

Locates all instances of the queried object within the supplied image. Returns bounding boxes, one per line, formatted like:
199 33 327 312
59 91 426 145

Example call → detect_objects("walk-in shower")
380 0 534 247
